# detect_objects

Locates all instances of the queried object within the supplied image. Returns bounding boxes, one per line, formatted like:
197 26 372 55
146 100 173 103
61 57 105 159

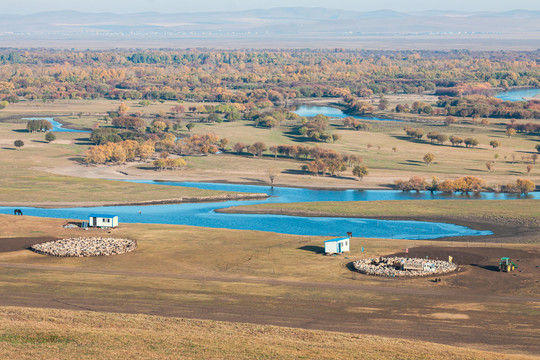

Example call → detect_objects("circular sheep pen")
353 256 457 278
30 237 137 257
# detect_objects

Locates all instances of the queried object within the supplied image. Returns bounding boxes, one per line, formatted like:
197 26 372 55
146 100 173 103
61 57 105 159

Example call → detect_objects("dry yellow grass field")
1 306 536 360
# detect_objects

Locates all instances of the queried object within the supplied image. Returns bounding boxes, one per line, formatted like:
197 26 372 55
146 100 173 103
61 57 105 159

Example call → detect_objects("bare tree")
267 169 279 186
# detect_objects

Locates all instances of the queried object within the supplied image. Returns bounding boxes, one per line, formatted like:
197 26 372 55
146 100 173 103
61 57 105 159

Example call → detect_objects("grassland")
1 306 536 360
1 215 539 357
0 120 263 206
1 99 539 198
221 199 540 223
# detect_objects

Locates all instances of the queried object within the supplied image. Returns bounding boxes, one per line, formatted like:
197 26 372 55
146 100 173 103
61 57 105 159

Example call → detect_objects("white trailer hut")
89 214 118 228
324 237 350 254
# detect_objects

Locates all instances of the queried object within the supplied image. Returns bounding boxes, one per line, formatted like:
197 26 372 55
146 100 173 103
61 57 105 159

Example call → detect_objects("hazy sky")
5 0 540 14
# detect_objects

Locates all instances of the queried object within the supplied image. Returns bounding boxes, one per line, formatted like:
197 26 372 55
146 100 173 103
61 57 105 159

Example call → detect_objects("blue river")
24 117 90 133
495 88 540 102
1 180 538 239
295 88 540 120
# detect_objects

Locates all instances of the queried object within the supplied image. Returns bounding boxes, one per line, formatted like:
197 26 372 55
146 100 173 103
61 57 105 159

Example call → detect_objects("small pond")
293 105 402 122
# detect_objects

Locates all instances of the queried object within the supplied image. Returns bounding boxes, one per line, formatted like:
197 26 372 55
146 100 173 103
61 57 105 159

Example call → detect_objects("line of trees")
404 127 480 148
394 176 535 194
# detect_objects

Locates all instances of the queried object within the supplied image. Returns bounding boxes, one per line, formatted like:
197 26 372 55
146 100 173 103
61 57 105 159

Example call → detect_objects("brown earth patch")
386 246 540 293
0 236 57 253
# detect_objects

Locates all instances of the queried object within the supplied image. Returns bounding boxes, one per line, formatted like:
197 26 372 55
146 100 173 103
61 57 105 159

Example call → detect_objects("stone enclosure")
31 237 137 257
353 256 457 277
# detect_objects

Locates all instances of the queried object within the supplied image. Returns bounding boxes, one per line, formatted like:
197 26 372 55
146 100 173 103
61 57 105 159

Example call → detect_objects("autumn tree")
170 105 185 115
352 165 368 180
464 138 479 148
489 140 501 149
444 116 458 126
449 135 463 147
233 142 246 154
394 176 427 192
423 153 435 166
219 138 229 151
249 142 267 157
452 176 485 193
118 102 130 114
138 141 155 160
505 178 535 195
506 128 516 138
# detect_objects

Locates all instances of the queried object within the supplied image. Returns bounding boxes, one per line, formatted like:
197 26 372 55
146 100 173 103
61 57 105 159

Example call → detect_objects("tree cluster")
85 140 155 164
342 117 372 131
153 157 187 171
395 176 486 193
436 95 540 120
175 133 225 155
26 119 52 132
502 179 536 195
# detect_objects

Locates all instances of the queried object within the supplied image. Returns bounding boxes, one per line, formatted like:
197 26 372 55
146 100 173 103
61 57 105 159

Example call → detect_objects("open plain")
0 48 539 358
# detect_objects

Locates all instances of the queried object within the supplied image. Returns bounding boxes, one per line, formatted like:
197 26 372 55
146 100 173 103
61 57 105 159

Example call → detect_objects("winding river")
294 88 540 120
1 181 538 239
24 118 90 133
495 88 540 102
13 89 538 239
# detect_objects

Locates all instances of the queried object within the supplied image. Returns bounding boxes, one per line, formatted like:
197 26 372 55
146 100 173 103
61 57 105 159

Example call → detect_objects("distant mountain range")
0 8 538 49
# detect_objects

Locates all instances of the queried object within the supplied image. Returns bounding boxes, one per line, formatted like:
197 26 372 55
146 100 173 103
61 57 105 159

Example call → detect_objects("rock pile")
353 256 457 277
31 237 137 257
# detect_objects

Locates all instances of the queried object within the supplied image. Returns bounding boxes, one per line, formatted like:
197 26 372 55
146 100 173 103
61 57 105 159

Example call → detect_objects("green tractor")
499 257 518 272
